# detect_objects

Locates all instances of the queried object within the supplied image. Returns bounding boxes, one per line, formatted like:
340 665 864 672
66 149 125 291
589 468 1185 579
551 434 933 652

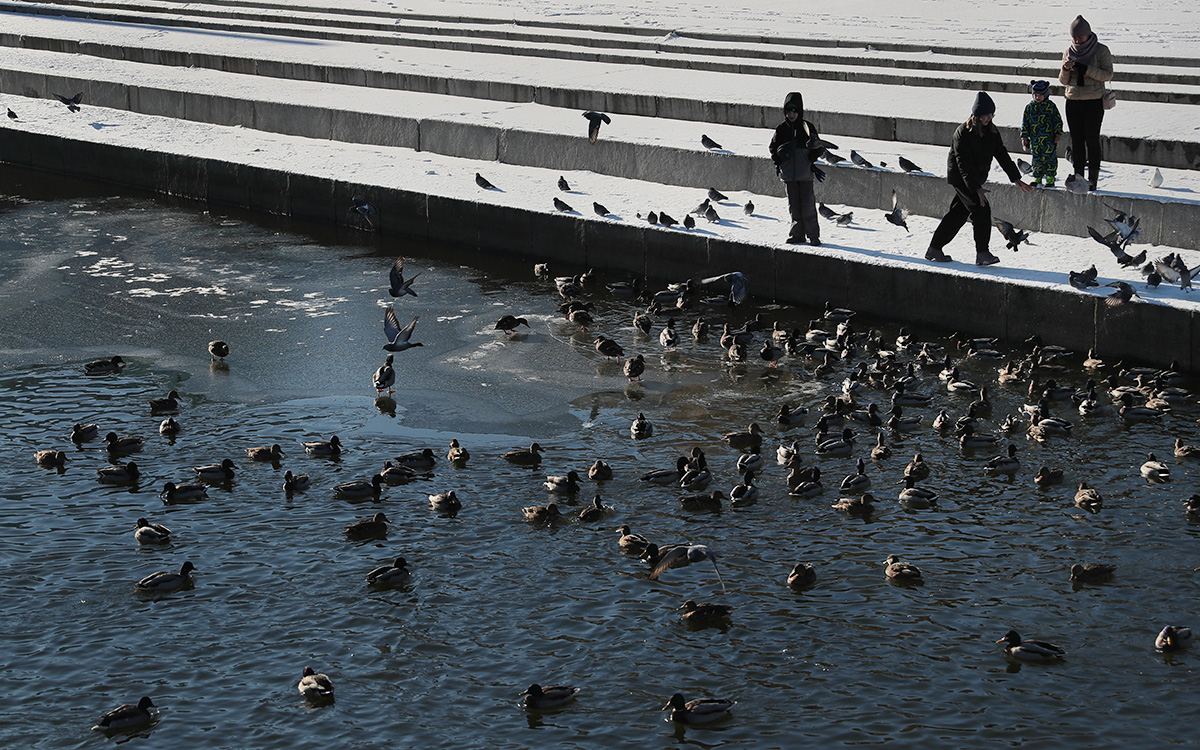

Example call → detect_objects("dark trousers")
930 184 991 255
785 180 819 241
1065 98 1104 184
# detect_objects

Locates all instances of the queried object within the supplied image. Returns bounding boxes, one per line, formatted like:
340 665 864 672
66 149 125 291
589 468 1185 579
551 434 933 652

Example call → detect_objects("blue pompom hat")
1031 79 1050 94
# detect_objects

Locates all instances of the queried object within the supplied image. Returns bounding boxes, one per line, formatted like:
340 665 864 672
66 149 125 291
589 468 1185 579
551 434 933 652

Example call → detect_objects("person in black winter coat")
927 92 1032 266
769 92 824 245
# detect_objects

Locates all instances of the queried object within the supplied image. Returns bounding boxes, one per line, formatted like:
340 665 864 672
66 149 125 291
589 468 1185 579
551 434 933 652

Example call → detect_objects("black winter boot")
925 247 952 262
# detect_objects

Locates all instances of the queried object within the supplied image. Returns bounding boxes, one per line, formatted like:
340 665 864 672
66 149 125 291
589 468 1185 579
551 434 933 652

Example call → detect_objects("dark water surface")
1 168 1197 748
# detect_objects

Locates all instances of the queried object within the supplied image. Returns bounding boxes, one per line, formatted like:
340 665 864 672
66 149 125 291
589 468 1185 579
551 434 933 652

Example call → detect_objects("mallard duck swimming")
98 461 140 485
34 449 66 467
630 412 653 438
833 492 875 515
815 427 855 457
787 465 822 498
428 490 461 513
135 560 195 592
735 451 763 473
886 406 921 433
787 562 817 588
345 512 388 539
447 439 470 464
1155 625 1193 652
898 476 938 509
147 390 181 413
776 441 799 465
1070 563 1116 583
521 683 579 710
722 422 763 451
92 696 155 732
1074 481 1103 511
615 524 650 554
996 630 1065 663
985 444 1020 475
903 453 930 483
1118 392 1165 422
777 404 808 426
134 517 171 544
1185 494 1200 519
333 474 385 500
869 432 892 461
394 448 436 470
959 423 999 450
1140 453 1170 482
379 461 417 484
160 480 206 502
298 666 334 702
680 490 723 511
839 458 871 493
366 556 410 586
503 442 543 465
495 315 530 335
302 435 342 456
588 459 613 481
640 456 689 485
208 340 229 361
246 443 285 462
663 692 736 724
283 470 311 493
159 417 180 436
544 470 582 494
70 422 100 442
523 502 561 524
679 599 732 624
678 455 711 491
105 432 144 455
84 355 124 376
194 458 236 482
577 495 609 522
884 554 923 582
1034 466 1064 487
727 470 759 506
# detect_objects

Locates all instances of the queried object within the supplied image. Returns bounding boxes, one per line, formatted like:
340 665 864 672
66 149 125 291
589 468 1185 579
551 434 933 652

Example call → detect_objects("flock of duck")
53 252 1198 734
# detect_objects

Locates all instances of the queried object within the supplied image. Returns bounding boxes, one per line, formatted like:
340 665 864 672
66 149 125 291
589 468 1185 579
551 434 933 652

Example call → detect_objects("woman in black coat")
927 92 1032 266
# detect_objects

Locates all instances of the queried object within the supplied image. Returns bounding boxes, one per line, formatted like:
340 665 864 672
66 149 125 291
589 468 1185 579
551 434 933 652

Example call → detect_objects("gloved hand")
813 166 826 183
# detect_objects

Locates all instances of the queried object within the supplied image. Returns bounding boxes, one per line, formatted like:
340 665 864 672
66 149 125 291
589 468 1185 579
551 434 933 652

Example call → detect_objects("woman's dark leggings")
1065 98 1104 184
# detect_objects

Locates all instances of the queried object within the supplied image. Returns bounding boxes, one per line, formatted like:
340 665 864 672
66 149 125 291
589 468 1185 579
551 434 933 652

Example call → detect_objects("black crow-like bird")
582 111 611 144
701 134 723 150
53 92 83 112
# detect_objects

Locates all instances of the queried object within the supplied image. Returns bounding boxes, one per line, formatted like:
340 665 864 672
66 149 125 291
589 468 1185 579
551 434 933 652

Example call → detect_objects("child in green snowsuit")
1020 80 1064 187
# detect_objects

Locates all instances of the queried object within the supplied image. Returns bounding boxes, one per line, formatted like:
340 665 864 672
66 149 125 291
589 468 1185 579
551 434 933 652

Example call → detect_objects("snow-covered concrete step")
2 93 1194 369
4 0 1199 104
0 12 1195 171
1 43 1196 248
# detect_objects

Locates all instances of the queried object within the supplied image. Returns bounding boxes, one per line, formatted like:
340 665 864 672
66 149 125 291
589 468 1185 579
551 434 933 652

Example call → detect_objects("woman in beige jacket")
1059 15 1113 191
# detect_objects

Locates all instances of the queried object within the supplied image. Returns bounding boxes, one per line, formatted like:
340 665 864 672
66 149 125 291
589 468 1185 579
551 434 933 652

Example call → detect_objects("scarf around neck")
1067 32 1099 66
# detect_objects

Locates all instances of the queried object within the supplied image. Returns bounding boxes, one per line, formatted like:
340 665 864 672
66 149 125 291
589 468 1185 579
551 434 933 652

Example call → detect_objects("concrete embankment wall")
1 128 1193 371
3 65 1199 250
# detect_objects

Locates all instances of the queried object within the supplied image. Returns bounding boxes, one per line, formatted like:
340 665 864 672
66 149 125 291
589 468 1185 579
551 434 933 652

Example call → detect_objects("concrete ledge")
0 127 1193 371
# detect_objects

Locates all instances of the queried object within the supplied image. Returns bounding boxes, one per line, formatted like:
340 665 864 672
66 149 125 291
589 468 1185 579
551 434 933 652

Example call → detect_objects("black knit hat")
971 91 996 117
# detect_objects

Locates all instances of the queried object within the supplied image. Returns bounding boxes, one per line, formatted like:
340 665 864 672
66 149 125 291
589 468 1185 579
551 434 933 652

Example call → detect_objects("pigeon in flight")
553 197 574 212
708 188 728 202
383 309 423 352
1104 214 1140 245
1148 167 1163 188
53 92 83 112
388 256 420 298
850 150 874 168
1104 281 1139 307
1088 226 1143 267
648 543 726 592
348 195 378 228
700 134 723 150
475 172 497 190
557 176 570 192
884 190 909 231
582 111 611 144
593 201 610 217
1068 264 1099 289
699 272 748 305
992 218 1030 251
898 156 923 173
